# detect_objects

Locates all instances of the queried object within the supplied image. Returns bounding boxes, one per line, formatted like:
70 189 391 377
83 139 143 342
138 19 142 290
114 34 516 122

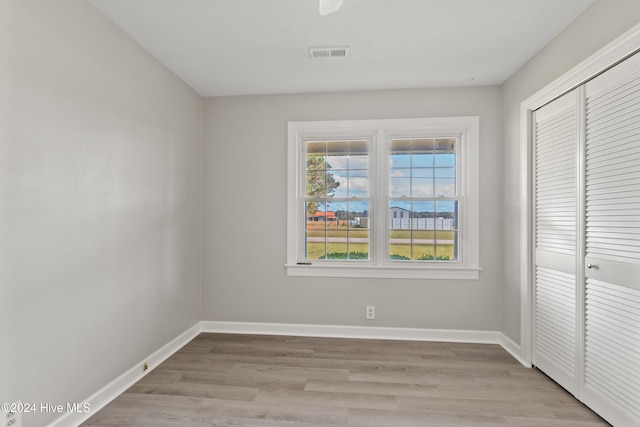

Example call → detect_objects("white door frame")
519 22 640 366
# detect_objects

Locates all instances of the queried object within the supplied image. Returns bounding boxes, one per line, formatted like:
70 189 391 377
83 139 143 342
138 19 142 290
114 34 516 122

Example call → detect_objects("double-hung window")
286 117 480 279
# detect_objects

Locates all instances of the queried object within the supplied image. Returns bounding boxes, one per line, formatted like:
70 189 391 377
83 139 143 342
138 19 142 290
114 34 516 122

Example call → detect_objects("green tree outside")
306 154 340 216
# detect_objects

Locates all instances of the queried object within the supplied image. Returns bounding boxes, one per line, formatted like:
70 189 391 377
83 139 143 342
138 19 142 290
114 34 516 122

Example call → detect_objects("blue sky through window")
308 138 457 214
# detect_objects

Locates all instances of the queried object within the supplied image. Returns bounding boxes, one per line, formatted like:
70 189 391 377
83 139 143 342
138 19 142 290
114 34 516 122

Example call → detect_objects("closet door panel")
584 279 640 426
533 90 579 394
583 51 640 427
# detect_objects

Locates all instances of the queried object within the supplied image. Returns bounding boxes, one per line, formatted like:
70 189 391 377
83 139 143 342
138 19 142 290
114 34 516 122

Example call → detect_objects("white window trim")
286 117 480 279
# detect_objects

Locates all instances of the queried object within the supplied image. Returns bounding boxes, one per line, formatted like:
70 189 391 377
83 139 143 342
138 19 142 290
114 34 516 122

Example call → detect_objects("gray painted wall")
0 1 202 425
500 0 640 344
202 87 503 331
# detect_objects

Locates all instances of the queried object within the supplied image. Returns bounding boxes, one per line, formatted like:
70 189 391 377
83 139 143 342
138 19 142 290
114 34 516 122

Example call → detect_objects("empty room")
2 0 640 426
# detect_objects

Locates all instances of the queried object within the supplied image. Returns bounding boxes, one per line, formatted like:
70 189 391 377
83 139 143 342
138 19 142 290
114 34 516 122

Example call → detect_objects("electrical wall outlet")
4 401 22 427
366 305 376 320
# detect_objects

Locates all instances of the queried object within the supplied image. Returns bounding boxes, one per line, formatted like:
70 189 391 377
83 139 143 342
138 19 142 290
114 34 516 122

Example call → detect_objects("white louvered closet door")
533 90 579 396
582 52 640 427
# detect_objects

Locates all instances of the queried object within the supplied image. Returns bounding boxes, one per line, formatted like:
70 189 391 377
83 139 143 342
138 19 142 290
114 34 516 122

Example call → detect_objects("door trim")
519 22 640 366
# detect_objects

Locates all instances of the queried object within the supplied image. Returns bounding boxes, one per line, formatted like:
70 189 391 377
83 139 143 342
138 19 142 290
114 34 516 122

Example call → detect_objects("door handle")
587 264 598 269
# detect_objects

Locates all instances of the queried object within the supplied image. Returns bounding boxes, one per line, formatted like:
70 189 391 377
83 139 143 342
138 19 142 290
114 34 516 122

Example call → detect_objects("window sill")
284 263 481 280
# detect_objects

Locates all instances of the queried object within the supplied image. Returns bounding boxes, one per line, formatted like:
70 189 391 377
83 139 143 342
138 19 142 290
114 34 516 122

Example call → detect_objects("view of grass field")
306 242 455 260
305 222 455 261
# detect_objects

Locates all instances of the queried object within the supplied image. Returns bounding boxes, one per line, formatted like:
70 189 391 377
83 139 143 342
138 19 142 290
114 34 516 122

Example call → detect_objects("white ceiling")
88 0 596 97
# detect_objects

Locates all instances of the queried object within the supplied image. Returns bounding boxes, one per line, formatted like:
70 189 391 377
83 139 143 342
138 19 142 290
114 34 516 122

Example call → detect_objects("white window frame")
286 117 480 279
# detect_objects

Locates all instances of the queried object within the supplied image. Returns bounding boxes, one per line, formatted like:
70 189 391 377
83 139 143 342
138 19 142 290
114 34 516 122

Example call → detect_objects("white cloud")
333 174 369 196
349 177 368 192
327 156 348 169
349 157 368 169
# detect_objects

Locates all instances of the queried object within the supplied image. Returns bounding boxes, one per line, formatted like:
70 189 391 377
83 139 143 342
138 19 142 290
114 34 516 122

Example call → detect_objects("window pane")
412 230 436 261
390 139 411 169
326 231 348 259
435 178 456 197
306 201 337 260
412 177 433 197
435 138 456 167
325 142 346 198
306 141 326 155
390 200 461 261
332 170 348 198
349 140 368 170
434 201 458 261
387 136 458 262
435 138 455 150
434 167 455 196
305 170 325 197
389 201 412 260
412 167 433 178
412 138 435 167
306 201 325 225
435 167 455 178
306 231 325 259
306 201 326 259
326 141 349 169
348 201 369 229
307 140 369 198
412 201 435 260
348 229 369 239
347 201 369 259
390 137 458 198
390 175 410 197
389 233 411 260
348 169 368 197
435 153 456 167
306 141 341 199
304 140 369 261
306 201 370 260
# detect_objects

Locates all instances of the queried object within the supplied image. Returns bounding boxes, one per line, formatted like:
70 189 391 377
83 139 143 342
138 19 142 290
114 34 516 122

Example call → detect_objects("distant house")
390 206 410 219
308 211 336 222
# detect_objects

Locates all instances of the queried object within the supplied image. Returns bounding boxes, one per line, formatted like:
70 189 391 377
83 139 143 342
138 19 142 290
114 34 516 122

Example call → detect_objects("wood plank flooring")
83 333 608 426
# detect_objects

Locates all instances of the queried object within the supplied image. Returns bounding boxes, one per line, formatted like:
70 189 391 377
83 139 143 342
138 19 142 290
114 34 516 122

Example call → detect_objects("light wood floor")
83 333 608 426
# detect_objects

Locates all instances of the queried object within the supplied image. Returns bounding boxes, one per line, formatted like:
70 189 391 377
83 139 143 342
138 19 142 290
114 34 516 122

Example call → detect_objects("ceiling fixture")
319 0 343 16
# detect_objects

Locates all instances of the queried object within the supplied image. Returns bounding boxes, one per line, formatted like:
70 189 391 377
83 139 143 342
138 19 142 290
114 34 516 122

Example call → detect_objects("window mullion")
375 130 389 266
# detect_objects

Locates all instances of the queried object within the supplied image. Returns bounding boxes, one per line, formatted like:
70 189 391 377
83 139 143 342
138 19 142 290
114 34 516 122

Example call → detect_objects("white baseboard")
498 332 528 367
201 321 525 364
47 323 201 427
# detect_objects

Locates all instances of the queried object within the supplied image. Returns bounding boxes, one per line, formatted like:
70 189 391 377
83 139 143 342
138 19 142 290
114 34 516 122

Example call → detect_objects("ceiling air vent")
309 46 350 60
